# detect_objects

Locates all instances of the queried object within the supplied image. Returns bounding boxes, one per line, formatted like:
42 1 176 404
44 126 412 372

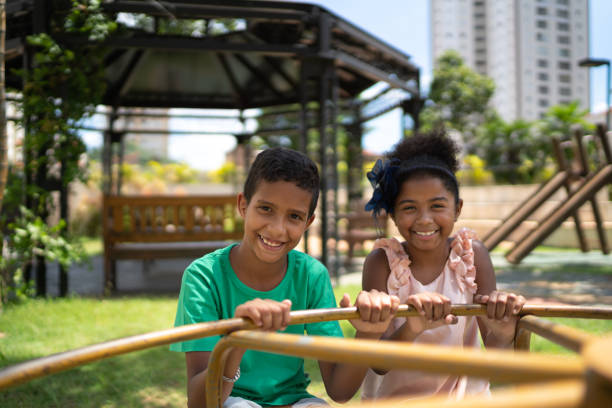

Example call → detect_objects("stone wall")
454 184 611 249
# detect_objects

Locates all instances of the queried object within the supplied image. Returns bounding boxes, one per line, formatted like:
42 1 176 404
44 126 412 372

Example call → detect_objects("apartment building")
431 0 589 121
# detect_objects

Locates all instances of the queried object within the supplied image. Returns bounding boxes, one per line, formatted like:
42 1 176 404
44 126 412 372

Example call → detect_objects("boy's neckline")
227 243 291 292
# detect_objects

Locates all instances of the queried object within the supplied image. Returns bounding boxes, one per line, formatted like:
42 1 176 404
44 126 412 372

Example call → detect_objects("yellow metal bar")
0 317 255 391
1 304 609 391
518 315 593 352
206 331 585 407
206 331 585 408
514 326 532 351
348 380 586 408
582 336 612 406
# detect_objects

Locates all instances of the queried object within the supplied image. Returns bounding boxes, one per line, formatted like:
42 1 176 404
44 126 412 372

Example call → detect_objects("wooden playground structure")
1 303 611 407
483 124 612 263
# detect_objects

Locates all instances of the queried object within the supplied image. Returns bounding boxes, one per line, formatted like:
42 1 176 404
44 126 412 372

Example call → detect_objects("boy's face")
238 180 315 265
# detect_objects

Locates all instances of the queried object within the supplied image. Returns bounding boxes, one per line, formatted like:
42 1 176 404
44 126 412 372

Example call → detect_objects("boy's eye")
258 205 271 212
290 213 303 221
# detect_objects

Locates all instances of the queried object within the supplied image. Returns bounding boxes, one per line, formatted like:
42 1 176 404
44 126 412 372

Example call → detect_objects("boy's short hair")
243 147 320 217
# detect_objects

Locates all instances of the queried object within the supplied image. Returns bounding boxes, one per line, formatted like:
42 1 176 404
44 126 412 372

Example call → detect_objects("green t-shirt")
170 244 343 406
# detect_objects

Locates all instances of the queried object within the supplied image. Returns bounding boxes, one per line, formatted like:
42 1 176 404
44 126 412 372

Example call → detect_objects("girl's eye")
290 213 303 221
401 206 416 211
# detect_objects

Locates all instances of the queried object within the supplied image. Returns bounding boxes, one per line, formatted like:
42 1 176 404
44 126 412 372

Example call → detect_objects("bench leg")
345 241 355 266
104 255 117 294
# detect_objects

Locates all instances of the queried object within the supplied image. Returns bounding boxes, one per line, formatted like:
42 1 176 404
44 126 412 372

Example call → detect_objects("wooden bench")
103 194 243 291
339 205 388 265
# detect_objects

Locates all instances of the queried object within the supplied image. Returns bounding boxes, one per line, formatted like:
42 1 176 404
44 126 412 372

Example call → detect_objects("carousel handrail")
1 304 610 390
341 380 586 408
515 315 594 352
205 330 586 408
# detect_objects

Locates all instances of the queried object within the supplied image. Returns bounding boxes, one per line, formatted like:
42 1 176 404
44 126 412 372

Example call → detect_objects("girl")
361 131 526 401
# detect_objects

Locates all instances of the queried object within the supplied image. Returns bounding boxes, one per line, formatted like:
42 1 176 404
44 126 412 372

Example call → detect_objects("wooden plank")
104 194 237 206
112 205 123 233
185 205 194 231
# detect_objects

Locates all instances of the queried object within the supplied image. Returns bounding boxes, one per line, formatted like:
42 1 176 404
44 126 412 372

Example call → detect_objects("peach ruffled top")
362 228 490 401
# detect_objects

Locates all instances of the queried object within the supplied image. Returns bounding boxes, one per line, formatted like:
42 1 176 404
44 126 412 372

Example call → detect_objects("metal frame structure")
5 0 422 291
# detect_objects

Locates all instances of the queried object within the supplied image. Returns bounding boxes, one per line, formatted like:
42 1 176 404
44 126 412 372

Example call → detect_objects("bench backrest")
103 195 244 244
344 212 388 233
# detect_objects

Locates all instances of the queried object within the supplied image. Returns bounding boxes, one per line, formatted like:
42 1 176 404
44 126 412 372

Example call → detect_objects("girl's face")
392 175 462 253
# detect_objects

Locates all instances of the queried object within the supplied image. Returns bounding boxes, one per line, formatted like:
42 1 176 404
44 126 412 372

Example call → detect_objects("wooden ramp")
506 163 612 264
483 124 611 262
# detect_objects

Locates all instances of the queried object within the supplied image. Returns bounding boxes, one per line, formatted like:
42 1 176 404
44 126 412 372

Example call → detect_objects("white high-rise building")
431 0 589 121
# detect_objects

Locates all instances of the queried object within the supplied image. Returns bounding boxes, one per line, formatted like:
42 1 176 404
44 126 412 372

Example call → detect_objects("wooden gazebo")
6 0 422 294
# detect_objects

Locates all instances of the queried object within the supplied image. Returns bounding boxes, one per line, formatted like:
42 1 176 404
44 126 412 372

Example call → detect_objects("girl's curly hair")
387 129 460 173
365 130 461 216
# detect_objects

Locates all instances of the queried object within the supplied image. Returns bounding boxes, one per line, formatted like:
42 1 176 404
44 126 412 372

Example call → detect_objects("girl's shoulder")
363 237 406 291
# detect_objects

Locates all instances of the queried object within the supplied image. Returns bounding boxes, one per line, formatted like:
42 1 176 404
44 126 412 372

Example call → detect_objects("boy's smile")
237 180 314 269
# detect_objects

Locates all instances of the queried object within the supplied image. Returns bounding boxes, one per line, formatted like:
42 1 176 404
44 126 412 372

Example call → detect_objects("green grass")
79 237 103 257
1 286 610 407
0 296 185 408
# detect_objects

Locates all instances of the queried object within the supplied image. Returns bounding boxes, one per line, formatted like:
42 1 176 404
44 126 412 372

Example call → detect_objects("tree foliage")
538 101 595 139
420 50 495 151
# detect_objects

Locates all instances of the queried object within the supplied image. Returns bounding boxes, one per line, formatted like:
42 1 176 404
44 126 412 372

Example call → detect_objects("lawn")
1 284 610 407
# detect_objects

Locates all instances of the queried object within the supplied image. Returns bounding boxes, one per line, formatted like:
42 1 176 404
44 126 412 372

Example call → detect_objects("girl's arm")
318 289 399 402
362 247 457 376
362 247 391 293
473 240 526 348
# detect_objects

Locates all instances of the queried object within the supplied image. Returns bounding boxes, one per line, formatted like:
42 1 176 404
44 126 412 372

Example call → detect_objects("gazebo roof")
6 0 420 110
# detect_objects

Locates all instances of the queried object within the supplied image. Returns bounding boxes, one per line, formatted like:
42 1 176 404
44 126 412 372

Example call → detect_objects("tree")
420 50 495 152
475 114 557 184
538 101 594 139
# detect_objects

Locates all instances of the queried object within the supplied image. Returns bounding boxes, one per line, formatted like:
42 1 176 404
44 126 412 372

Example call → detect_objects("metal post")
318 66 329 268
606 62 610 131
330 65 339 280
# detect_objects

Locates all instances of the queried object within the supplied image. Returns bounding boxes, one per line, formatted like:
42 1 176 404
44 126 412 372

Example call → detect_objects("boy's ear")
237 193 248 217
304 214 315 230
455 198 463 221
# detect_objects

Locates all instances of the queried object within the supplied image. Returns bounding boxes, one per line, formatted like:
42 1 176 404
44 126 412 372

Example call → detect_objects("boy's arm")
185 350 245 408
473 240 525 348
318 291 399 403
185 298 292 408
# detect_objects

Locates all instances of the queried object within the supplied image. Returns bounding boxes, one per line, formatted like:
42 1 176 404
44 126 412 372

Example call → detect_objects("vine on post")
1 1 116 303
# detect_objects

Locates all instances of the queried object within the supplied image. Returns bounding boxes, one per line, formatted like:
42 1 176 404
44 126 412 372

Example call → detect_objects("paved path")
45 251 611 305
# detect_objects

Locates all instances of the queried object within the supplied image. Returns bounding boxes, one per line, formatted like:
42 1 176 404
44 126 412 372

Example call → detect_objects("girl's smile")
392 175 462 254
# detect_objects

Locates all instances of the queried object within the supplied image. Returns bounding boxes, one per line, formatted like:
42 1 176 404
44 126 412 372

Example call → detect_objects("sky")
83 0 612 171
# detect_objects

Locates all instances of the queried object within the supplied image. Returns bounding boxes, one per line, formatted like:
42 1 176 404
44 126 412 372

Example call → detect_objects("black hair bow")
364 158 399 216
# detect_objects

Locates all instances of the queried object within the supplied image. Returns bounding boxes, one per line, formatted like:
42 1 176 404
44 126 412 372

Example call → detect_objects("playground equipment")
1 304 611 407
482 124 612 264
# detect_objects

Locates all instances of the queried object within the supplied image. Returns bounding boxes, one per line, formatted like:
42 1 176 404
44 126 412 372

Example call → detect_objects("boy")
171 147 399 408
